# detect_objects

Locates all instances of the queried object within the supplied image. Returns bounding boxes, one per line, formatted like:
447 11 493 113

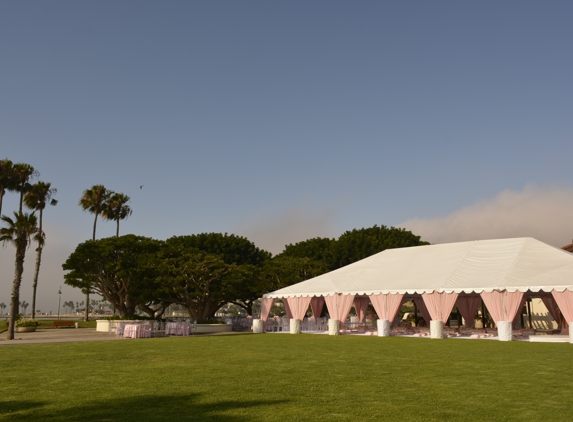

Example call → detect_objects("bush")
16 319 38 327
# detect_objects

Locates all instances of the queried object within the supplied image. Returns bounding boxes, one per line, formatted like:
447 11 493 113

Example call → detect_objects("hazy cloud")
399 184 573 248
234 201 340 255
0 221 94 314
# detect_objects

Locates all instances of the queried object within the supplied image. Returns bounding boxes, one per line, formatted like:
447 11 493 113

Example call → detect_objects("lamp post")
57 287 62 320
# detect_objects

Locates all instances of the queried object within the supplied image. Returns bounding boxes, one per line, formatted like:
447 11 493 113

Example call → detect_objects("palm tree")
0 212 38 340
21 300 29 315
24 181 57 319
12 163 38 213
78 185 110 321
0 302 6 315
79 185 110 240
102 192 132 236
0 158 16 218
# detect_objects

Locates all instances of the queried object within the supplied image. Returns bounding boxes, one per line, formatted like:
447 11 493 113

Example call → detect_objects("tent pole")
527 298 533 329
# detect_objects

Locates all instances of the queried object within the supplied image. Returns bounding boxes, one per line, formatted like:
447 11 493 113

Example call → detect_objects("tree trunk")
0 186 4 217
116 217 120 237
7 235 27 340
31 209 43 320
85 213 98 322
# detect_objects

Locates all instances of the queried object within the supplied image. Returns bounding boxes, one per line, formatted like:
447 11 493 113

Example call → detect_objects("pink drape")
282 299 293 319
413 298 432 325
260 297 274 322
512 296 528 329
551 290 573 323
480 290 524 323
353 296 370 322
455 296 482 328
369 293 404 321
422 292 459 323
285 296 312 320
310 297 325 318
324 294 355 322
541 296 559 322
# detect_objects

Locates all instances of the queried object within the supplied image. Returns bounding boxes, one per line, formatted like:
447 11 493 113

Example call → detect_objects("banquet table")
123 323 151 339
165 322 192 336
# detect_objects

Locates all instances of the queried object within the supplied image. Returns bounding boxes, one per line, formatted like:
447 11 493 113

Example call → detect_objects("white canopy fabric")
264 238 573 298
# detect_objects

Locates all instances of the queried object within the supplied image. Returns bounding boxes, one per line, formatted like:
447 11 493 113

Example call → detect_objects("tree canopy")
280 225 429 271
63 235 162 316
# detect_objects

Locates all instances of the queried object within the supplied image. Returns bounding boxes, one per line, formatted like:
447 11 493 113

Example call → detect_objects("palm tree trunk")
31 210 43 320
116 216 120 237
85 213 98 322
0 186 4 217
19 182 25 213
7 235 27 340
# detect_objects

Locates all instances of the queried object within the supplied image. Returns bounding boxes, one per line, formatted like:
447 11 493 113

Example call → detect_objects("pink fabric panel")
456 296 482 328
282 299 293 319
413 298 432 325
551 290 573 323
354 296 370 322
285 296 312 320
260 298 274 322
369 293 404 321
422 292 459 323
541 296 560 322
324 294 355 321
480 290 524 322
512 296 528 329
310 297 325 318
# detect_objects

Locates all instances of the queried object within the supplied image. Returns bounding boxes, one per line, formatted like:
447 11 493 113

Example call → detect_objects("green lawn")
1 334 572 421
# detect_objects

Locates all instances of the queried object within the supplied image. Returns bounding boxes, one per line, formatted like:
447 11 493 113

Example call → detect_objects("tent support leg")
377 319 390 337
430 320 444 339
290 318 301 334
328 319 339 335
252 319 263 333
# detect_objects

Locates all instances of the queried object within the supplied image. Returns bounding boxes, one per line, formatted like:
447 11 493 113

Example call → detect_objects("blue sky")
1 1 572 310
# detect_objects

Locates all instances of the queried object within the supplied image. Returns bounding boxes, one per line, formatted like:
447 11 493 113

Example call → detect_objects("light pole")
57 287 62 320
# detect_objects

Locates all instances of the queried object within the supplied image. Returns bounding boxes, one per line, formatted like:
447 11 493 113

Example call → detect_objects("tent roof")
264 237 573 298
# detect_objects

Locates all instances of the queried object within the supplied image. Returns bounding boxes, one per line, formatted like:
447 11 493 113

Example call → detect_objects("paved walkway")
0 328 249 346
0 328 124 346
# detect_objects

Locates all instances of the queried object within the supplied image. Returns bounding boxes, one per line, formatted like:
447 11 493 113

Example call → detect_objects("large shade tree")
78 184 111 320
0 212 38 340
24 181 57 319
63 235 162 317
154 246 239 320
164 234 271 316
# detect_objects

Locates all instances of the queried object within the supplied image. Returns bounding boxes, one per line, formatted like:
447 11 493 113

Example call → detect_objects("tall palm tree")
24 181 57 319
12 163 38 213
78 185 110 321
102 192 133 236
0 158 16 218
0 212 38 340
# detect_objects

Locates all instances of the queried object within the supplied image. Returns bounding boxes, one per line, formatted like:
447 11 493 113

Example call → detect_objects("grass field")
1 334 572 421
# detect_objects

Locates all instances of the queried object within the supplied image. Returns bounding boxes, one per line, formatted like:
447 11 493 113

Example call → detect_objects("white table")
165 322 192 336
123 323 151 338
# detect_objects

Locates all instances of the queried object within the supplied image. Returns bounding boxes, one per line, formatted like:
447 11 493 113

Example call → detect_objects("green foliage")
280 225 429 271
16 319 37 327
168 233 271 266
63 235 163 316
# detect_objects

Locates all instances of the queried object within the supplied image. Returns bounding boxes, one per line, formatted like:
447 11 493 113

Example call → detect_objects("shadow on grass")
1 393 288 421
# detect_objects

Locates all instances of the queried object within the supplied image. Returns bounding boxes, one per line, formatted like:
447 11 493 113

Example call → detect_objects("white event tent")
257 238 573 342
